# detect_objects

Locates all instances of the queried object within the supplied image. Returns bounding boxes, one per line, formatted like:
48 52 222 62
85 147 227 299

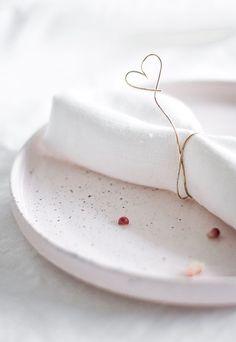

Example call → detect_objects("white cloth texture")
1 0 236 341
45 88 236 229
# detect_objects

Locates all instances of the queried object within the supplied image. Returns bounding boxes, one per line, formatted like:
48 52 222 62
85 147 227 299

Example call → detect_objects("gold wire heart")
125 53 162 92
125 53 195 200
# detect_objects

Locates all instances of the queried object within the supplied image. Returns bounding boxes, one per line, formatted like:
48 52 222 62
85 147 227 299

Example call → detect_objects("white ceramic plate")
10 81 236 306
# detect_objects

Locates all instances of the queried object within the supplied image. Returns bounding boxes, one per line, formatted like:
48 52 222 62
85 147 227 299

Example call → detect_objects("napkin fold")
44 89 236 229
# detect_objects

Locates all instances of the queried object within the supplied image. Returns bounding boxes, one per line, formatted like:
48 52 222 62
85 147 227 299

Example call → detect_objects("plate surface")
10 81 236 306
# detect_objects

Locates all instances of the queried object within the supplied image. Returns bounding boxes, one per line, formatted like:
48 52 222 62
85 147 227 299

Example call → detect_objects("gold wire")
125 53 196 200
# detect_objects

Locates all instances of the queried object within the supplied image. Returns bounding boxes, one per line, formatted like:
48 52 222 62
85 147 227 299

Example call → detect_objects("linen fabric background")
1 0 236 341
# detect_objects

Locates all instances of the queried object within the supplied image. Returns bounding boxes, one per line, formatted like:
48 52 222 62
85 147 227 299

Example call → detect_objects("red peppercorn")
207 227 220 239
118 216 129 225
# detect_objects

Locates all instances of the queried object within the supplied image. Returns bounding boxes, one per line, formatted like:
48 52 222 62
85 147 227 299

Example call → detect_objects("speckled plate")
10 81 236 306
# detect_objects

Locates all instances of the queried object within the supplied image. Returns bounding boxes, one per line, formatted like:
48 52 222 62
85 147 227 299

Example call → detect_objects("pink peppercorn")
118 216 129 225
207 227 220 239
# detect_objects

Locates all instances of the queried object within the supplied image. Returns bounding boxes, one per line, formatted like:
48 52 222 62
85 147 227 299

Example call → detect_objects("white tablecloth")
1 1 236 341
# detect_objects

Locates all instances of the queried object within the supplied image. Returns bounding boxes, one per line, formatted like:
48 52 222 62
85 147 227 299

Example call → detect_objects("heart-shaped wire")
125 53 162 92
125 53 196 200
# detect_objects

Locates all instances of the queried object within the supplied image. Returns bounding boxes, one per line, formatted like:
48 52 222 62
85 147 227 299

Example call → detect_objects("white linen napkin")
44 88 236 229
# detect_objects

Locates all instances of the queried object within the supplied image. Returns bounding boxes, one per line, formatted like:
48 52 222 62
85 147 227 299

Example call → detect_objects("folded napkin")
44 88 236 229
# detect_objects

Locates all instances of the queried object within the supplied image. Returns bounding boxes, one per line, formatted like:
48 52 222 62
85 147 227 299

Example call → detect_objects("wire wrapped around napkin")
44 85 236 230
